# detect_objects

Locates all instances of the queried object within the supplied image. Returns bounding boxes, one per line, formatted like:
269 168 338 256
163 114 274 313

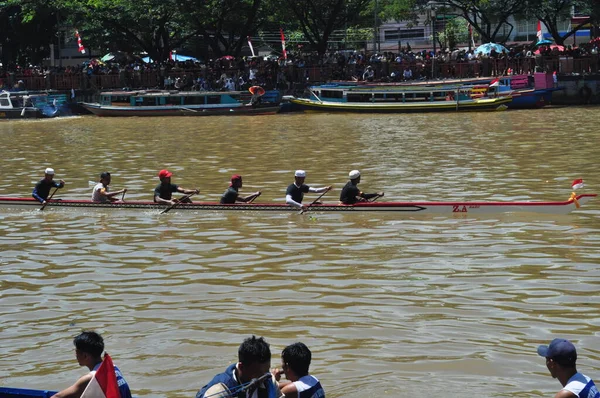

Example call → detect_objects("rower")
32 167 65 204
91 172 127 203
154 169 199 205
285 170 331 211
220 174 261 204
339 170 383 205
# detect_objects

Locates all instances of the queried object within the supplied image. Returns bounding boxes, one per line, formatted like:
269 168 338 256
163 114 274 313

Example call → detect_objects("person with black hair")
91 172 127 203
196 335 279 398
51 331 132 398
272 342 324 398
537 338 600 398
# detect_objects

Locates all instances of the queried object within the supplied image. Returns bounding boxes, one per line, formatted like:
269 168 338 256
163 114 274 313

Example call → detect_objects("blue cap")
537 338 577 361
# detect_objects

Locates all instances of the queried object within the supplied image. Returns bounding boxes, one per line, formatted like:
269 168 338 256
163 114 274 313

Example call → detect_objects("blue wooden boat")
82 89 281 116
0 91 62 119
0 387 57 398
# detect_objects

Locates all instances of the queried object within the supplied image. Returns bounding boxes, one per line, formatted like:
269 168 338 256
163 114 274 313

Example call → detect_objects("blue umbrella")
142 54 200 63
474 42 508 55
535 39 553 47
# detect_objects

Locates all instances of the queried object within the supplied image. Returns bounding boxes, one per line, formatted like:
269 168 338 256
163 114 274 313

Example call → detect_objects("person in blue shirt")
537 338 600 398
51 331 132 398
272 342 325 398
32 168 65 204
196 336 279 398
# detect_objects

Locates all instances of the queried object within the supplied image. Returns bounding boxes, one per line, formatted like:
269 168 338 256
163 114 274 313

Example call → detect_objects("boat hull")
0 195 594 215
81 103 279 117
288 97 511 113
0 387 57 398
0 107 44 119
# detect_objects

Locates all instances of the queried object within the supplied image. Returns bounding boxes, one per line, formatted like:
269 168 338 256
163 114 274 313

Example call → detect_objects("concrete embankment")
554 74 600 105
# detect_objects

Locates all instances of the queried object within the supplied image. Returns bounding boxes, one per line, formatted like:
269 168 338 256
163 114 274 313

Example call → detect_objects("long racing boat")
0 194 595 215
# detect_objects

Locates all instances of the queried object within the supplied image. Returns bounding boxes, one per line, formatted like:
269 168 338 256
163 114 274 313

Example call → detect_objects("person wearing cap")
537 338 600 398
91 172 127 203
286 170 332 210
154 169 199 205
271 342 325 398
220 175 261 204
195 336 280 398
339 170 383 205
32 167 65 204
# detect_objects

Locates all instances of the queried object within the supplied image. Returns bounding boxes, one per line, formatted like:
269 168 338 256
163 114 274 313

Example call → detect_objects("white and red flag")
536 21 543 42
280 28 287 60
489 77 500 87
571 179 585 190
81 354 121 398
247 36 255 57
75 30 86 54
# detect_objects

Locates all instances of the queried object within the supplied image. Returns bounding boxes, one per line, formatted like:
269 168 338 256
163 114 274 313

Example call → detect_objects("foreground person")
51 331 132 398
154 169 199 205
91 172 127 203
195 336 279 398
220 174 261 204
272 342 325 398
537 338 600 398
285 170 331 210
339 170 383 205
32 167 65 204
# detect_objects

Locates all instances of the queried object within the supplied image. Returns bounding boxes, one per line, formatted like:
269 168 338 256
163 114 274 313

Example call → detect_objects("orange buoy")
249 86 265 96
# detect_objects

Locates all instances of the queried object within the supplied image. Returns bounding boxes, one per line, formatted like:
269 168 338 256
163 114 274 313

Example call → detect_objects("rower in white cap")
285 170 331 210
32 167 65 205
339 170 383 204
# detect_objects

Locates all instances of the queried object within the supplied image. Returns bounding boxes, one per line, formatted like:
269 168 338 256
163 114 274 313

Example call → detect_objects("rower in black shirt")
285 170 331 210
220 174 261 204
32 167 65 204
339 170 383 205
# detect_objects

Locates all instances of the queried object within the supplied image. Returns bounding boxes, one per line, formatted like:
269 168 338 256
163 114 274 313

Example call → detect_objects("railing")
4 55 598 92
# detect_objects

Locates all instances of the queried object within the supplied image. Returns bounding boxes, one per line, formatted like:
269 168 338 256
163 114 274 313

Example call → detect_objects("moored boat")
81 89 280 116
284 84 511 113
0 194 594 215
0 387 57 398
0 90 60 119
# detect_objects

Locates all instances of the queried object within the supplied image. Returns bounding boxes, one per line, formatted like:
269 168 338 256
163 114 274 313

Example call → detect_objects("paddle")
160 191 196 214
299 188 330 215
248 191 261 203
39 187 59 211
368 193 384 203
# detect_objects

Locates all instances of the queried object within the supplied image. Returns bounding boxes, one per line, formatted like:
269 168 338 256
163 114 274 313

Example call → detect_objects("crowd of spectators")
1 41 599 93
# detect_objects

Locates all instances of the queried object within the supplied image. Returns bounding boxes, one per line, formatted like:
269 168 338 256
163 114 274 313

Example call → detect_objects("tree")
526 0 599 45
181 0 266 57
436 0 525 43
278 0 372 56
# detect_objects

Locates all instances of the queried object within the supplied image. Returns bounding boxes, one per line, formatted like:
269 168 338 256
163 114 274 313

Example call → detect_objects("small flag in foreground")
489 77 500 87
280 28 287 60
81 353 121 398
572 179 584 190
75 30 86 54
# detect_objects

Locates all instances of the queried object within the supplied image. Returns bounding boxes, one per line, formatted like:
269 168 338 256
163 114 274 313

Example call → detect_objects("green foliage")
436 16 470 50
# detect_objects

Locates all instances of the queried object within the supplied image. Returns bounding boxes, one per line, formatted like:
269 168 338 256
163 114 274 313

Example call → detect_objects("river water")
1 107 599 398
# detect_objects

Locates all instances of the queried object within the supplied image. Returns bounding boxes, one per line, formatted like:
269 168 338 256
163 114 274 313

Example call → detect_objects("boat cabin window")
0 98 10 107
165 96 181 105
183 96 205 105
347 94 373 102
320 90 343 99
134 97 156 106
206 95 221 104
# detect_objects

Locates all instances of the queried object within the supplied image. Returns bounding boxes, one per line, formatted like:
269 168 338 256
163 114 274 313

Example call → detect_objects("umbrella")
249 86 265 96
534 44 565 55
218 55 235 61
142 54 200 63
534 39 553 47
474 42 509 55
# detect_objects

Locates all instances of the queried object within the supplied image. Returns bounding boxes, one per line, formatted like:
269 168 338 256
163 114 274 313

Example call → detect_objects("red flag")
280 28 287 60
489 77 500 87
81 353 121 398
536 21 543 41
572 179 584 190
75 30 86 54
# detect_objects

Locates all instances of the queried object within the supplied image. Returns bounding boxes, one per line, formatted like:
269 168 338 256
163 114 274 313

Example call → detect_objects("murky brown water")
1 107 599 397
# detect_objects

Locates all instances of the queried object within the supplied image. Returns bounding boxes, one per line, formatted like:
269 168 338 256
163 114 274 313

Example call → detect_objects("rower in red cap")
220 174 261 204
154 169 199 205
